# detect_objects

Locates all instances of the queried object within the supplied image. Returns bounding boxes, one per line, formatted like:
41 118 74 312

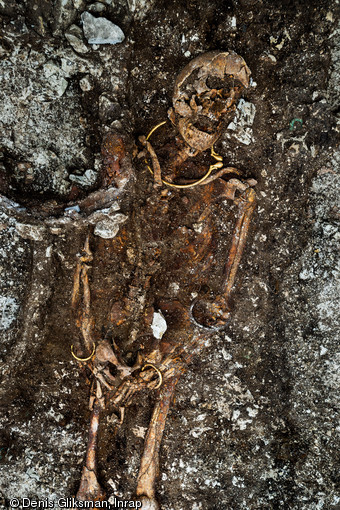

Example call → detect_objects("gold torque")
144 121 223 189
71 342 96 362
146 121 167 140
141 363 163 389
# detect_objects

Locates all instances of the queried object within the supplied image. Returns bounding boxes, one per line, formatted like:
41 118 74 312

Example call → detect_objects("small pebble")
151 311 167 340
79 76 93 91
94 214 127 239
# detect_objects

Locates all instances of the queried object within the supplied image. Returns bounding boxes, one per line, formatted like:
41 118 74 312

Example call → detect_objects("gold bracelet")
141 363 163 389
71 342 96 362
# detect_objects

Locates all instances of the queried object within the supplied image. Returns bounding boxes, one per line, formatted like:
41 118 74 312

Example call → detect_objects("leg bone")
76 399 106 501
135 375 180 508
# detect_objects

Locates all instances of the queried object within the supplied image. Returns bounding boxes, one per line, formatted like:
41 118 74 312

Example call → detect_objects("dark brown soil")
0 1 339 509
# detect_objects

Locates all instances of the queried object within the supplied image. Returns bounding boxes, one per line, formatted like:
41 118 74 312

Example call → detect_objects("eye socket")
205 76 244 98
107 363 118 378
206 76 226 90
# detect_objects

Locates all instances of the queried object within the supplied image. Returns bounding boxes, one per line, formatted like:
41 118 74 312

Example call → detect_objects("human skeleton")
71 51 257 509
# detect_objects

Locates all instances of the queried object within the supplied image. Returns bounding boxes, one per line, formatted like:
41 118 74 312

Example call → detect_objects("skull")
168 51 251 151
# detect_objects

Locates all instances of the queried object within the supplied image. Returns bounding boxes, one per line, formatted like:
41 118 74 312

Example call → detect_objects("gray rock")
43 61 69 98
0 295 19 331
88 2 106 13
127 0 156 20
79 75 93 91
65 25 89 54
81 12 125 45
53 0 78 35
16 223 47 241
94 213 128 238
227 99 256 145
65 33 89 54
87 203 120 224
69 169 98 187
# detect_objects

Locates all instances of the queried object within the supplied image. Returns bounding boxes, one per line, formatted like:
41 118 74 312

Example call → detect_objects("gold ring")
144 121 223 189
71 342 96 362
141 363 163 389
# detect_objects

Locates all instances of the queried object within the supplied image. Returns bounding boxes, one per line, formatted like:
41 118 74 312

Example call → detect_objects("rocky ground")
0 1 339 509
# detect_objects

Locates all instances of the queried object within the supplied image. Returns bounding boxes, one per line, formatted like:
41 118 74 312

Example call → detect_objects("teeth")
171 51 251 151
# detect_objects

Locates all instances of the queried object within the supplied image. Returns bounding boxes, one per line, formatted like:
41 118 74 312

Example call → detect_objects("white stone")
221 347 232 361
190 426 212 438
0 295 19 330
132 426 147 438
299 267 314 280
87 203 120 223
94 213 127 239
79 75 93 91
43 61 69 97
69 169 97 187
227 99 256 145
81 12 125 45
238 99 256 125
169 282 179 294
151 311 167 339
16 223 46 241
247 407 258 417
74 0 86 8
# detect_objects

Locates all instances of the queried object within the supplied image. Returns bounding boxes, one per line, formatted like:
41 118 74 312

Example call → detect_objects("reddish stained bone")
222 186 257 300
71 236 94 356
76 400 106 501
172 51 250 101
136 376 180 509
72 177 256 496
101 133 126 187
139 135 162 187
190 179 256 329
177 117 221 152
